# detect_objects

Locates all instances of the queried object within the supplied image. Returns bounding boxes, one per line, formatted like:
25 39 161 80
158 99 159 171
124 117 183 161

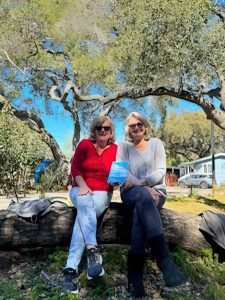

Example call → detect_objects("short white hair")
125 112 151 142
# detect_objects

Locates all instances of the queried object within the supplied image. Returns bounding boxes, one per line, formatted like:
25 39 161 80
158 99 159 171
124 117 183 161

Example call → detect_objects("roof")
179 153 225 166
166 166 180 169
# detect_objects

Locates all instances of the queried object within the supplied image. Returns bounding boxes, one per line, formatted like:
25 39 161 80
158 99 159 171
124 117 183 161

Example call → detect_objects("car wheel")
200 181 208 189
179 181 185 188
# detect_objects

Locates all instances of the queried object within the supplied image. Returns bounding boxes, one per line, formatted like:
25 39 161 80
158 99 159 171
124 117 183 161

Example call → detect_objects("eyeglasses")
96 125 111 132
128 122 144 130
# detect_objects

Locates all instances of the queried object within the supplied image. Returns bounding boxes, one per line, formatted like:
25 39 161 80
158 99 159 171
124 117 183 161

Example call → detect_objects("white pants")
65 187 112 271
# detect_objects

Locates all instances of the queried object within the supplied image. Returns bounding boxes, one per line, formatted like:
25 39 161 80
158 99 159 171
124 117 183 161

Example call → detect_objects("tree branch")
0 95 66 162
102 99 121 116
2 49 32 83
25 40 39 66
49 80 225 130
212 6 225 22
13 111 65 162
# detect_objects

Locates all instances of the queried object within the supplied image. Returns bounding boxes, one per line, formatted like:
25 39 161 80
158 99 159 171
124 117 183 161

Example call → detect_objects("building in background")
179 153 225 186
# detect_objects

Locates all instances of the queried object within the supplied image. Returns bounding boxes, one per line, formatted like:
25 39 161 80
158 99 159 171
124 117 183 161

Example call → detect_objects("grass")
0 245 225 299
164 190 225 214
0 190 225 299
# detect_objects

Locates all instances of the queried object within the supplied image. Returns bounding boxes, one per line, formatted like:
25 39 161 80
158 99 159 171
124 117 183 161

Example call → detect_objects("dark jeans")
121 186 166 255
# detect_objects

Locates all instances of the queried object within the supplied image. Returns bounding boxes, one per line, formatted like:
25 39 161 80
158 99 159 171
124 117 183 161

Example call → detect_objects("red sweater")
71 139 117 191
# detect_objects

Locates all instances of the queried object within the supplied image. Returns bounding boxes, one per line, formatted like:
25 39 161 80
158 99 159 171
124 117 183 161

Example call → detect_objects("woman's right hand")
75 175 93 196
78 186 93 196
124 178 146 188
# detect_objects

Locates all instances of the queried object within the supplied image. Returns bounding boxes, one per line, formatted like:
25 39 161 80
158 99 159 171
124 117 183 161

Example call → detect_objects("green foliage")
1 0 225 200
38 160 67 192
1 1 224 102
1 0 224 166
0 279 23 299
103 245 127 273
204 284 225 300
47 248 68 272
165 292 197 300
200 249 225 285
0 111 52 198
171 249 199 280
0 0 119 92
161 111 225 164
0 1 48 63
112 0 224 89
0 246 225 299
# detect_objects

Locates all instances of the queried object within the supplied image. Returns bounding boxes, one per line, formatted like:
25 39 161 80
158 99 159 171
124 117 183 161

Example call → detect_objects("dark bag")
199 210 225 262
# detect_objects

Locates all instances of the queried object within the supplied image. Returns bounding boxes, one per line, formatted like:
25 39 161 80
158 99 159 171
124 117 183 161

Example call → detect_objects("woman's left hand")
144 186 160 205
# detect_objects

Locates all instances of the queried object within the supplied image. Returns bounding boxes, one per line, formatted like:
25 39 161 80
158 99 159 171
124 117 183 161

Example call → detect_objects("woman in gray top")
117 112 187 299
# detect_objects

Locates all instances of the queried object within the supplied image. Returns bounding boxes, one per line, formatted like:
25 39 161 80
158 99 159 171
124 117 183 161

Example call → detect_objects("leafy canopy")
112 0 224 91
0 110 52 198
162 111 225 165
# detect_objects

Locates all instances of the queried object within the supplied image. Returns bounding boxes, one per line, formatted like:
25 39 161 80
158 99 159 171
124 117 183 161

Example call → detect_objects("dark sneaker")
87 247 105 280
158 257 187 287
62 268 78 294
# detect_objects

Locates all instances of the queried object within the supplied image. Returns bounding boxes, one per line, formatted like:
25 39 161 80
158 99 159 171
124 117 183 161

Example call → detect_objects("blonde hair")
125 112 151 142
89 115 115 144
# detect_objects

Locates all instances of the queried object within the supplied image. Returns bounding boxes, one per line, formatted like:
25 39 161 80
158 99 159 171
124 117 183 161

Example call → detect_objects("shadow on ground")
196 196 225 211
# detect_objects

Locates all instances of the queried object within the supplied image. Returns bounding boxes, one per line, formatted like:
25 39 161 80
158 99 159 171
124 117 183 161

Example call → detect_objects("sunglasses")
128 122 144 130
96 125 111 132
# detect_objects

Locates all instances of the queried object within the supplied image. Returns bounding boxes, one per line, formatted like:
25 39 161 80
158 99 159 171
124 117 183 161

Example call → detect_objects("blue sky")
167 100 202 114
40 97 203 158
13 85 204 158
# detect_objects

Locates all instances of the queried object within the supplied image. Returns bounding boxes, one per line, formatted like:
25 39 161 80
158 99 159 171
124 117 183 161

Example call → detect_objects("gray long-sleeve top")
116 138 167 195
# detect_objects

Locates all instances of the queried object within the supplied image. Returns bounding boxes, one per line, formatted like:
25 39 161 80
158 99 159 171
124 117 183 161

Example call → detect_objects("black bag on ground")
199 210 225 263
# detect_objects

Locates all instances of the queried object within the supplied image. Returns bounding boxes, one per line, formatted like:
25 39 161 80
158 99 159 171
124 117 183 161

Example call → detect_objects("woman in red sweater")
62 116 117 294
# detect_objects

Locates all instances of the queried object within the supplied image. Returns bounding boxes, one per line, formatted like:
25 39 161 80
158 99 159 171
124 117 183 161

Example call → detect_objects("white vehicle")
178 173 212 189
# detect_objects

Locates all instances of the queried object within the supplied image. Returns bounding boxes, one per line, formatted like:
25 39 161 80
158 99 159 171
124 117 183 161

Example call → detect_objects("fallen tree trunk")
0 202 208 251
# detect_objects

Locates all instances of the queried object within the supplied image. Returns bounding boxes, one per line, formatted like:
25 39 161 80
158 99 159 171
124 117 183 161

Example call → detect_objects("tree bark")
49 80 225 130
0 202 208 251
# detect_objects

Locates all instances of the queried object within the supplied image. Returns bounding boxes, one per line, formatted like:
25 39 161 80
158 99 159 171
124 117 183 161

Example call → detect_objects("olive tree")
161 111 225 165
0 108 52 199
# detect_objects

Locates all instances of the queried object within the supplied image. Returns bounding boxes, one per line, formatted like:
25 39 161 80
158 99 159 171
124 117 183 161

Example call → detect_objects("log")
98 203 209 252
0 202 208 251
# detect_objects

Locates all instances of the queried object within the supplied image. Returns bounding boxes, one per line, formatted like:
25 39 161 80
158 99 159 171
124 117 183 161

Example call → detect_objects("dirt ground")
0 187 212 210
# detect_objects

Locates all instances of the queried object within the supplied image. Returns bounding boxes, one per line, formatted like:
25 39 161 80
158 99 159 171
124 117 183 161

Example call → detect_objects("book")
107 161 129 184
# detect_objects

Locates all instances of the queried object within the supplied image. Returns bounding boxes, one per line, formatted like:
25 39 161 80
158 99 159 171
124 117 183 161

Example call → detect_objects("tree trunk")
0 202 208 251
0 94 68 181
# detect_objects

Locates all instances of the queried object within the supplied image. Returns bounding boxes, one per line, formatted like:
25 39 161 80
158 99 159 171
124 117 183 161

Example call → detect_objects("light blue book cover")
107 161 129 184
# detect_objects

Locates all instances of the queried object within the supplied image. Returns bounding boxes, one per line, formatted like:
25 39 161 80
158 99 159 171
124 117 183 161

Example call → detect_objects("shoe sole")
87 255 105 280
87 267 105 280
166 278 187 287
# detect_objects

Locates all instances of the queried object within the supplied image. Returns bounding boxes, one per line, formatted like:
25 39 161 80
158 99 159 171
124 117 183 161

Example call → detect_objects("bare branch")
49 85 61 101
102 99 121 116
49 79 225 130
40 270 58 288
25 40 39 66
212 6 225 22
49 85 73 113
94 24 108 45
2 49 32 83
